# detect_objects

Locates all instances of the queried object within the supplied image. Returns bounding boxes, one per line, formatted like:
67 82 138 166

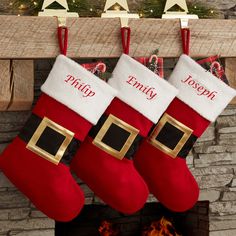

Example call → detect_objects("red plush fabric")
105 99 153 137
134 98 210 212
71 98 151 214
0 94 93 221
34 94 92 141
1 138 84 221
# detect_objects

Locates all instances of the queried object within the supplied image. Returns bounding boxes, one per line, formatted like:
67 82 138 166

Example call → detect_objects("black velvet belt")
149 113 197 159
19 113 80 165
89 114 143 160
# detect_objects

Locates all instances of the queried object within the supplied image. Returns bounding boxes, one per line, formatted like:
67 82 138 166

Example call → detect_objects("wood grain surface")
0 61 11 110
0 16 235 59
0 60 34 111
225 58 236 105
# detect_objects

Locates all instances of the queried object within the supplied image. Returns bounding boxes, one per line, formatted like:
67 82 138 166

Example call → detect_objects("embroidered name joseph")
181 75 217 101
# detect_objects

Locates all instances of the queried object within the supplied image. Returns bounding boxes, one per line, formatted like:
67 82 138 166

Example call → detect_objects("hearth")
55 201 209 236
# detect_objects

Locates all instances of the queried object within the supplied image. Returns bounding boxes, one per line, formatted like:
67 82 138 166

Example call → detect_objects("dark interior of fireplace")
55 202 209 236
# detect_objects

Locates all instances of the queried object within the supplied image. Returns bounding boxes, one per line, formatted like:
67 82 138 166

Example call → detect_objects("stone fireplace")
0 59 235 236
55 202 210 236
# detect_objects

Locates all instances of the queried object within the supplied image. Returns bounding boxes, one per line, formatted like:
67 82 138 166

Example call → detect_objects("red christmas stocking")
71 54 178 214
0 55 116 221
134 54 236 212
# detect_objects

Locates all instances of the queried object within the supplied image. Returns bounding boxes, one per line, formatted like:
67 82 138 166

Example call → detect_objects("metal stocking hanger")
38 0 79 55
101 0 140 55
162 0 199 55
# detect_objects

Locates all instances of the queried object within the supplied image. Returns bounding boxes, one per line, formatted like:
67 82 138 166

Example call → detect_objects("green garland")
10 0 218 18
11 0 101 16
139 0 218 18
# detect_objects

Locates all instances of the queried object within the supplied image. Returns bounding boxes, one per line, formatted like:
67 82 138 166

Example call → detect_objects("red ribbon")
181 28 190 55
58 26 68 56
121 27 131 55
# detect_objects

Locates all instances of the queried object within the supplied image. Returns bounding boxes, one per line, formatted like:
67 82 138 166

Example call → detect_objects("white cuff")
108 54 178 123
41 55 117 125
168 54 236 122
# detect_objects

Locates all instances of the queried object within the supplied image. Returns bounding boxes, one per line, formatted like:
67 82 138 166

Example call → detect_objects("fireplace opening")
55 202 209 236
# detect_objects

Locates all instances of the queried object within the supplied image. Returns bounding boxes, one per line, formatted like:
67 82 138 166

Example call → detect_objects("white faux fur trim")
168 54 236 122
41 55 117 125
108 54 178 123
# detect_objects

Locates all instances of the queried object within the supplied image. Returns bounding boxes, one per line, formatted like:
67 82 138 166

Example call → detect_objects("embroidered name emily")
181 75 217 100
64 75 95 98
126 76 157 100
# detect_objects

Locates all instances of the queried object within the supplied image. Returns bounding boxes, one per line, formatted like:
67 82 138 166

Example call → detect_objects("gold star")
104 0 129 12
42 0 69 10
164 0 188 13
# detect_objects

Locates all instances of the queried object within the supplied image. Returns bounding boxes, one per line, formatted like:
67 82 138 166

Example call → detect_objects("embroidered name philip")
181 75 217 100
126 76 157 100
64 75 95 98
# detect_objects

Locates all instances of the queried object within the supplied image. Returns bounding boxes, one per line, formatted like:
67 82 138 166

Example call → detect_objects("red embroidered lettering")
126 76 157 100
126 76 136 85
208 91 217 100
65 75 75 83
200 89 210 97
148 89 157 100
181 75 217 100
181 75 192 83
133 81 144 91
188 80 195 86
71 79 81 88
64 75 95 98
197 86 204 93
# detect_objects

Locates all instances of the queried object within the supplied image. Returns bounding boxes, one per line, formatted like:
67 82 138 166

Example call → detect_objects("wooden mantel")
0 16 235 59
0 16 236 110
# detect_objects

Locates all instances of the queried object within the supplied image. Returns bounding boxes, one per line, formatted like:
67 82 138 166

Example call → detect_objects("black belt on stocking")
19 113 80 165
89 114 143 160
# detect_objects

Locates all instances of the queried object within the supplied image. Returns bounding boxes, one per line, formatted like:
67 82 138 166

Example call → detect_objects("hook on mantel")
38 0 79 27
101 0 139 28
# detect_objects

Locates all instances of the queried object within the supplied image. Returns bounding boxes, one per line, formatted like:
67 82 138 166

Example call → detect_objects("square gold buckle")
149 113 193 158
26 117 74 165
93 114 139 160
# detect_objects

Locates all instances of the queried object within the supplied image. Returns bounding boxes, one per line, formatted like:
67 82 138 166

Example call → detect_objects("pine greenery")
139 0 218 18
11 0 218 18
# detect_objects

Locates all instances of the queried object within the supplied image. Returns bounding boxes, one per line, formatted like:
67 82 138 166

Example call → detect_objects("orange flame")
142 217 181 236
98 221 119 236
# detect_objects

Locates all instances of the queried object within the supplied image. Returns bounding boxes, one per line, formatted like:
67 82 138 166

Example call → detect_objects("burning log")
98 220 119 236
142 217 182 236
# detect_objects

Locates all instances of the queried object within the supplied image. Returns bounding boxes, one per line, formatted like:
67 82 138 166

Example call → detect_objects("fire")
142 217 182 236
98 221 119 236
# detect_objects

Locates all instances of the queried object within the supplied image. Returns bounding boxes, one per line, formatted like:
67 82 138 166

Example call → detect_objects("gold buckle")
93 114 139 160
26 117 74 165
149 113 193 158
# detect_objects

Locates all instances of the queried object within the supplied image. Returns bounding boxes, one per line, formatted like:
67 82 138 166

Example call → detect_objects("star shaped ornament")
39 0 78 23
42 0 69 10
164 0 188 13
162 0 198 21
101 0 139 27
104 0 129 12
